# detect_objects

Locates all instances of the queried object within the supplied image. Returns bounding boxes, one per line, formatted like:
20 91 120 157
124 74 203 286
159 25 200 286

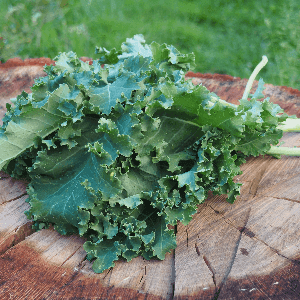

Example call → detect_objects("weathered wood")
0 59 300 299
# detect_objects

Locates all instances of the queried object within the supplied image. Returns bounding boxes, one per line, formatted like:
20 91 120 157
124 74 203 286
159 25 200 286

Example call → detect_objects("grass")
0 0 300 89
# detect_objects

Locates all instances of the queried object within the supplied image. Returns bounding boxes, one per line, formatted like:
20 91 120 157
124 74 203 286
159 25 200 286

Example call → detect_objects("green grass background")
1 0 299 89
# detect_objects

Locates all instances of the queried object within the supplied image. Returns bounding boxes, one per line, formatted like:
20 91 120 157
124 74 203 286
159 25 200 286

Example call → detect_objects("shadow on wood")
0 58 300 299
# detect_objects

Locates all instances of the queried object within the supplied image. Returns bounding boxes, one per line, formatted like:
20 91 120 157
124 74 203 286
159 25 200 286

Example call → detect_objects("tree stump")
1 58 300 300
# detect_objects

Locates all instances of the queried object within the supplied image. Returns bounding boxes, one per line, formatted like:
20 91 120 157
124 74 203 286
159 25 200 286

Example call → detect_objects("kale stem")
277 118 300 132
242 56 268 100
266 145 300 156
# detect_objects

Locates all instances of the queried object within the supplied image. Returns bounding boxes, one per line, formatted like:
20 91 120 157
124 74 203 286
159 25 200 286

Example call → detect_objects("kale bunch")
0 35 298 273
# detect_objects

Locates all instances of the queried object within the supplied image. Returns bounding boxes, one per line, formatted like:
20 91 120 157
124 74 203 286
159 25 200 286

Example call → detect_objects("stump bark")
1 58 300 300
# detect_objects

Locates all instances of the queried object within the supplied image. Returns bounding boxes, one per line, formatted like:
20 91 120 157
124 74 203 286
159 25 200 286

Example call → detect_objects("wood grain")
0 59 300 299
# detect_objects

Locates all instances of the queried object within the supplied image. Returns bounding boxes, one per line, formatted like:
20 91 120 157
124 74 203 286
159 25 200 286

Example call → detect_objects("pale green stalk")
209 55 300 157
242 56 268 100
268 116 300 156
277 118 300 132
266 145 300 156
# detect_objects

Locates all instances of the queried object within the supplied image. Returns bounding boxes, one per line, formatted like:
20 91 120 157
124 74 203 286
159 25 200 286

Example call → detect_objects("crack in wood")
249 159 270 197
194 243 218 297
195 242 201 256
0 173 10 180
0 221 35 256
205 204 256 240
1 192 28 204
202 254 217 289
186 228 188 248
207 204 225 215
75 259 86 272
103 267 113 281
61 245 84 269
138 274 146 295
223 215 300 266
253 236 300 266
211 207 252 299
270 195 300 203
219 209 256 239
205 195 300 272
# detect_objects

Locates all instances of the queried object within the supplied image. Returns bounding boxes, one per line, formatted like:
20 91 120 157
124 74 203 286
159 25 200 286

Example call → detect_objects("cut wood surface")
0 58 300 300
